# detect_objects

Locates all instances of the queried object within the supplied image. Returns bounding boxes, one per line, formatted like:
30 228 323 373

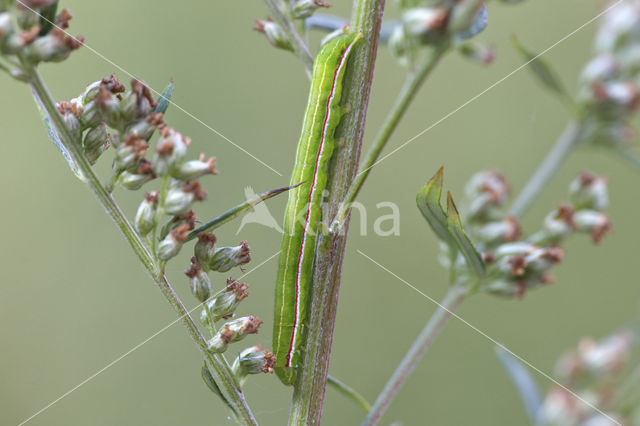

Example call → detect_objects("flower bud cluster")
0 3 83 65
578 0 640 148
388 0 488 66
536 332 636 425
451 170 611 298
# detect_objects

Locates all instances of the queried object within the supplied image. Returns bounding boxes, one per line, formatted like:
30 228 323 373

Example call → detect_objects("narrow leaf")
38 0 58 36
327 375 371 413
187 183 301 241
201 364 237 415
153 80 174 114
32 88 86 182
416 167 455 247
446 192 485 277
511 35 569 98
495 346 542 424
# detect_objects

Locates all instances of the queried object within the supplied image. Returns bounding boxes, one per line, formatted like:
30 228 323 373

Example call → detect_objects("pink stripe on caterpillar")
284 39 358 367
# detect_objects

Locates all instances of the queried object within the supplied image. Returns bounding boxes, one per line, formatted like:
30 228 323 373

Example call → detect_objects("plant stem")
331 42 450 231
262 0 314 77
362 283 468 426
288 0 385 424
509 121 583 219
26 66 257 425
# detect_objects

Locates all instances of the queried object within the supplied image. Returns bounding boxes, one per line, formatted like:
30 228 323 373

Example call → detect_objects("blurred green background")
2 0 639 425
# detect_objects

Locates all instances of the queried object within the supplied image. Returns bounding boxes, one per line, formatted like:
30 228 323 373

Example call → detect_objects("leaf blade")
446 192 485 277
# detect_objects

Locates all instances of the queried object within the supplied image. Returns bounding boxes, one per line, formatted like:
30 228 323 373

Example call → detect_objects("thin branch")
262 0 314 77
362 284 468 426
509 121 583 218
25 66 258 425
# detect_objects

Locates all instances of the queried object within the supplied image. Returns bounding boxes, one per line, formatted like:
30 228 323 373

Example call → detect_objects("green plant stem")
327 375 371 413
26 66 257 425
362 283 468 426
331 42 450 231
509 121 583 218
262 0 314 77
288 0 385 424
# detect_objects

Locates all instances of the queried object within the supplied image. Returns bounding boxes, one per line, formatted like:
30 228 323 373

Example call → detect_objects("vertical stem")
362 284 468 426
509 121 583 218
26 67 257 425
289 0 386 424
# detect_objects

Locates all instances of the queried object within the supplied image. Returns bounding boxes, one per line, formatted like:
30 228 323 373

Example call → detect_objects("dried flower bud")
164 181 206 216
232 345 276 380
24 28 84 63
529 204 576 246
95 85 121 129
134 191 158 236
153 127 190 176
253 19 292 51
185 257 212 302
57 101 82 141
569 171 609 211
172 153 217 180
580 54 619 86
83 123 109 153
291 0 330 19
194 232 217 270
125 112 165 141
157 224 190 261
573 210 612 244
119 79 157 123
208 241 251 272
200 278 249 322
402 7 448 43
207 316 263 353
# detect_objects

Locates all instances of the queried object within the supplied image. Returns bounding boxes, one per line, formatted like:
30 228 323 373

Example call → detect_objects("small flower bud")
232 345 276 379
125 112 165 141
402 7 448 43
185 257 212 302
194 232 217 270
157 224 190 261
57 101 83 141
474 216 521 245
119 79 157 123
95 85 121 129
152 127 190 176
164 181 206 216
595 3 640 54
580 54 619 85
569 171 609 211
79 101 102 128
117 159 155 190
207 316 263 353
253 19 292 52
588 81 640 118
200 278 249 323
529 204 576 246
24 28 84 63
134 191 159 236
573 210 612 244
83 123 109 153
0 13 13 40
208 241 251 272
493 242 536 259
115 134 149 170
465 170 509 222
388 25 414 67
291 0 330 19
458 42 495 66
172 153 217 180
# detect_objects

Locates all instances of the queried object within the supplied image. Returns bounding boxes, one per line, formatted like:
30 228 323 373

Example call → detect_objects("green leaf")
38 0 58 36
32 88 86 182
416 168 485 278
201 364 237 415
187 183 301 241
446 192 485 277
327 375 371 413
495 347 542 424
511 35 569 99
416 167 455 247
153 80 174 114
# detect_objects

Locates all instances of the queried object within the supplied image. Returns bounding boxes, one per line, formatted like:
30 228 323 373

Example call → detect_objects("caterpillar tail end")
275 366 296 386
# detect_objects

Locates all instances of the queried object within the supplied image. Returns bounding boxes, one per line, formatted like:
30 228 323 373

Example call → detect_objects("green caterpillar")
273 32 362 385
